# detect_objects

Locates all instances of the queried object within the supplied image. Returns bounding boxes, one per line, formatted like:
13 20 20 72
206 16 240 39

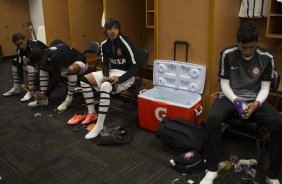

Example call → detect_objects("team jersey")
218 45 274 101
238 0 269 18
100 34 137 83
45 44 86 96
16 40 47 83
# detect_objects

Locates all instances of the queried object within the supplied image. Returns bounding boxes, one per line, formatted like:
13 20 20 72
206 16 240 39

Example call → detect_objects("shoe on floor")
3 87 21 96
57 100 71 111
81 114 98 125
28 99 48 107
21 91 33 102
266 176 280 184
87 123 96 131
67 113 86 125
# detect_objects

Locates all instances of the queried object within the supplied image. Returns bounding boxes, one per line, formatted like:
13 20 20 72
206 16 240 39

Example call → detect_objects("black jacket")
100 34 137 83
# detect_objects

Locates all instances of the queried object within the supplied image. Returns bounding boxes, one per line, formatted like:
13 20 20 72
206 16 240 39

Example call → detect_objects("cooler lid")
153 60 206 94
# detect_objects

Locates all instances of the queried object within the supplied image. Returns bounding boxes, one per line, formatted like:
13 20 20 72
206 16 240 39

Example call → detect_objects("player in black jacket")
73 18 138 139
28 41 88 111
2 33 47 102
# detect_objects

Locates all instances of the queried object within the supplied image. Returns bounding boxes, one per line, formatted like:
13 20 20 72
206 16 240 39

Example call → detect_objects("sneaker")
67 113 86 125
28 99 48 107
57 100 71 111
21 91 33 102
81 114 98 125
3 87 21 96
266 176 280 184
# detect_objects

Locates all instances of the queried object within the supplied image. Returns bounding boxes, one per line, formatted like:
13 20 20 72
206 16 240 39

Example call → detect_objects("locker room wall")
209 0 241 97
158 0 210 66
0 0 31 56
42 0 71 46
68 0 104 53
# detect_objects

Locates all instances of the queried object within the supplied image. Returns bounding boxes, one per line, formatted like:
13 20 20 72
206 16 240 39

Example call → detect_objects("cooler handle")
139 89 147 94
194 106 203 116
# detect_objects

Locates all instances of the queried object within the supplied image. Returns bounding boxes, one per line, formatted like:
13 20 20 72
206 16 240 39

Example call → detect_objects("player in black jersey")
200 22 282 184
28 41 88 111
3 33 47 102
74 18 137 139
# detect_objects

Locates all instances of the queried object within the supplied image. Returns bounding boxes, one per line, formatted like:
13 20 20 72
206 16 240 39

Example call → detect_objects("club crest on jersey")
117 48 122 56
49 46 57 51
249 64 261 78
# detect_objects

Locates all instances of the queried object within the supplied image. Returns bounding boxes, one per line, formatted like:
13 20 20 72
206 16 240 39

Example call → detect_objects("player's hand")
242 101 260 119
109 76 119 84
21 84 29 92
29 85 36 91
102 76 110 82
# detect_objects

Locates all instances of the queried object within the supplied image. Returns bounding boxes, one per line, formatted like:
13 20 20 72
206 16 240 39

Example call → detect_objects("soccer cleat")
57 100 71 111
21 91 33 102
266 177 280 184
3 87 21 96
67 113 86 125
87 123 96 131
28 99 48 107
81 114 98 125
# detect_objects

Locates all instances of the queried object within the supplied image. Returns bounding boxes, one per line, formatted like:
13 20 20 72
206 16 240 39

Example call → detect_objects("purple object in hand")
234 99 249 118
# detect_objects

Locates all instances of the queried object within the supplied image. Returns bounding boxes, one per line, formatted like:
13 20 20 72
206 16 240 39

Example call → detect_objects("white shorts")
61 61 88 76
91 69 135 94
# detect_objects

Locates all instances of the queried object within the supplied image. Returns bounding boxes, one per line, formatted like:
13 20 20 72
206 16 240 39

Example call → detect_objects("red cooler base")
138 97 202 132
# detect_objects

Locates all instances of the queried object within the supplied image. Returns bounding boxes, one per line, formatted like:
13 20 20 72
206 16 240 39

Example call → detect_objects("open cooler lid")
153 60 206 94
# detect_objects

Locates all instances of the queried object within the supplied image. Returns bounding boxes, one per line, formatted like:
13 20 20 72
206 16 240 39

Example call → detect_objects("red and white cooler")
138 59 206 132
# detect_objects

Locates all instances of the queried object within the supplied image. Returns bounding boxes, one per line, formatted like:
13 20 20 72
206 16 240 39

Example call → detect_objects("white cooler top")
139 87 201 108
138 59 206 108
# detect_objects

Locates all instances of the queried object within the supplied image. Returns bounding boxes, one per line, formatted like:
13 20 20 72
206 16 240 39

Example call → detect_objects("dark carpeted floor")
0 59 281 184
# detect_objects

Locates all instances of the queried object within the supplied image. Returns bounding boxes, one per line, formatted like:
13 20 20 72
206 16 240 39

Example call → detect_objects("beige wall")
209 0 241 96
69 0 104 53
0 0 31 56
158 0 210 66
42 0 71 46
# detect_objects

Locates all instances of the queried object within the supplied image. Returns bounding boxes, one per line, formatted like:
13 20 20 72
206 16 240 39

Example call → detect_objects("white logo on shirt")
231 66 239 70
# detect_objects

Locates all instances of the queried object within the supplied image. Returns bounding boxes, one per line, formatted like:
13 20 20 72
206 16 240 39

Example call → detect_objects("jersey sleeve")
101 44 110 78
218 51 230 79
118 46 138 83
261 60 273 81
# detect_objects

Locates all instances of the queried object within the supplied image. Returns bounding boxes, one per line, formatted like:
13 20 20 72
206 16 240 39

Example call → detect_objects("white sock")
12 65 20 89
85 82 112 139
81 81 96 114
199 171 218 184
39 70 49 93
266 176 280 184
27 65 36 88
66 75 77 102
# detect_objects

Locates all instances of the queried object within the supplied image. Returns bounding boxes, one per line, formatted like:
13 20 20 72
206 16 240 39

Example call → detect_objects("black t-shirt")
16 40 47 83
45 44 86 96
218 46 273 101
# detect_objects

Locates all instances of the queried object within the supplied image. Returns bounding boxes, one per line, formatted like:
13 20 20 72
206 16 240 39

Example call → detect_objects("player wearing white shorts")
78 18 138 139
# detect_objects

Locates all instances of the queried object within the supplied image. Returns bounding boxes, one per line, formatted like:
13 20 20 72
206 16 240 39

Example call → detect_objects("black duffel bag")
156 117 205 153
96 126 133 146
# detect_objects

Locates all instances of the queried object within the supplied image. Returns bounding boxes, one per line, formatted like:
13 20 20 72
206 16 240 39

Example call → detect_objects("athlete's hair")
12 33 25 43
49 39 65 47
103 18 121 34
30 48 46 64
236 22 259 43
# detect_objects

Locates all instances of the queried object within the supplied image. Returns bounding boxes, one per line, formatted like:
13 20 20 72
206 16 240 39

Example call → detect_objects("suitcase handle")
174 40 189 62
139 89 147 94
194 106 203 116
